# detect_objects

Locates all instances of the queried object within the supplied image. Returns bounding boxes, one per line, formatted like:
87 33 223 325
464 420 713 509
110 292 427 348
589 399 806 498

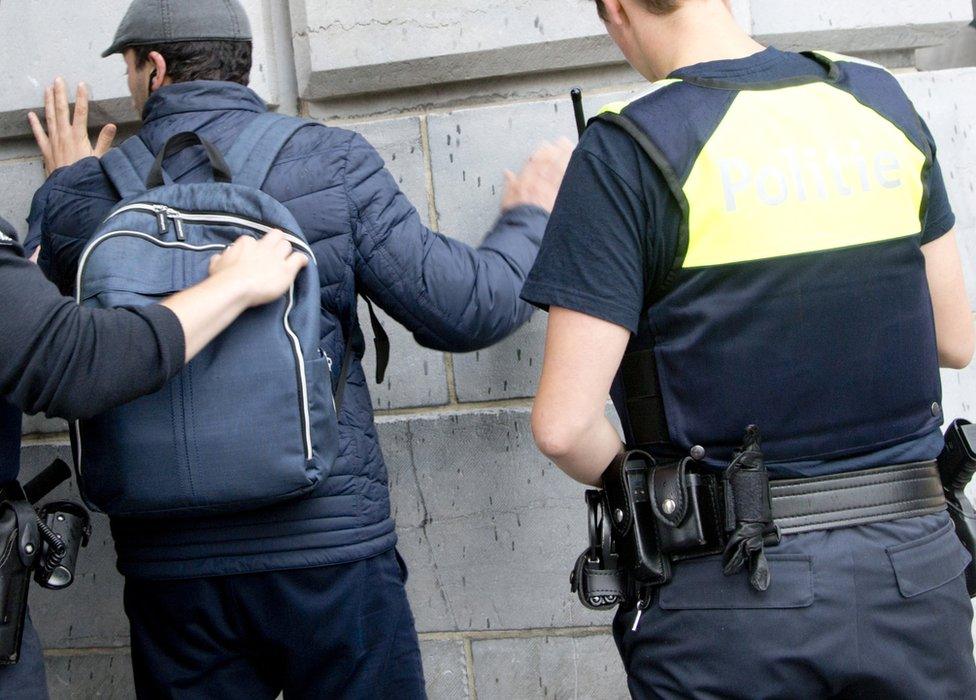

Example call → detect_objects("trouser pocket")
614 554 822 700
887 517 972 598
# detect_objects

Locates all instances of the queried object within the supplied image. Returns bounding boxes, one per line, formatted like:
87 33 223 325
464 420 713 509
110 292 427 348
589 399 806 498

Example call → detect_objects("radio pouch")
34 502 91 591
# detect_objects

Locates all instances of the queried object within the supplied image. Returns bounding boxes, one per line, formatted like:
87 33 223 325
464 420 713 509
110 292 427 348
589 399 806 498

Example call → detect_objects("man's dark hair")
133 40 252 86
594 0 681 20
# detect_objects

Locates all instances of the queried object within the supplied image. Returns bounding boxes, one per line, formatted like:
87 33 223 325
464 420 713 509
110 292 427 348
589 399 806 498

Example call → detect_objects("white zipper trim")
284 284 314 460
107 204 317 262
74 229 315 480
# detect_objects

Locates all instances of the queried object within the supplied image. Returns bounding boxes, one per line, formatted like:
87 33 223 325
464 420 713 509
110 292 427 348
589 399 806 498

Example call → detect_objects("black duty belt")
769 461 946 535
660 460 947 566
573 450 948 612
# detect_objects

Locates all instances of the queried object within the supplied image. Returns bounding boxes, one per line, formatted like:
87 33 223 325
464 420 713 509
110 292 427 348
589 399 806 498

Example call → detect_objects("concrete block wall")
1 1 974 697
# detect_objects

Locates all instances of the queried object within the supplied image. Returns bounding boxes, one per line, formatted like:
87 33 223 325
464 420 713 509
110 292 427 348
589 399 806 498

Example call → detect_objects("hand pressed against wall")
27 78 117 176
502 138 575 213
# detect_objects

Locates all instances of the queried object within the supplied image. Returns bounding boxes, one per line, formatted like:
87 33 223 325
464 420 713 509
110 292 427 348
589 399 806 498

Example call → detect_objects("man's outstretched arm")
347 133 573 353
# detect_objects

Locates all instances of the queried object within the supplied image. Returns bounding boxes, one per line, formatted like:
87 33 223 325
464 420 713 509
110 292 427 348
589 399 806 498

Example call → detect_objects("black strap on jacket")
333 294 390 412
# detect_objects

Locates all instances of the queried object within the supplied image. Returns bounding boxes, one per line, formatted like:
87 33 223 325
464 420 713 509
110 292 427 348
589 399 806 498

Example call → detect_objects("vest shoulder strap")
593 110 690 301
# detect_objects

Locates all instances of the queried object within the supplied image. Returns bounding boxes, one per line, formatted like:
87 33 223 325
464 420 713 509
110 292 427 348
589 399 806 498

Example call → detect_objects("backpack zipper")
74 229 315 481
106 204 315 260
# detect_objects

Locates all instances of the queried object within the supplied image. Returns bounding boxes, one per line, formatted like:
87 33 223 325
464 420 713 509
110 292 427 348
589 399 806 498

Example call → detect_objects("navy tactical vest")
602 52 943 467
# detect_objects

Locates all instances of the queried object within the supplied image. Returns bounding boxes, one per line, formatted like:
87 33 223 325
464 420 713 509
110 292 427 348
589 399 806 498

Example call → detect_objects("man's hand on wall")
501 138 575 213
27 78 117 177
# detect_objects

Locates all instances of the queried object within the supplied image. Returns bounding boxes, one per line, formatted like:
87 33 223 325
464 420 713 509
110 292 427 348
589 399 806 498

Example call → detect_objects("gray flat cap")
102 0 252 57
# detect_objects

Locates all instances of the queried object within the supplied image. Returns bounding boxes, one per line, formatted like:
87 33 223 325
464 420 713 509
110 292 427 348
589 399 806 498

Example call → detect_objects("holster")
938 419 976 597
0 483 41 666
0 460 85 664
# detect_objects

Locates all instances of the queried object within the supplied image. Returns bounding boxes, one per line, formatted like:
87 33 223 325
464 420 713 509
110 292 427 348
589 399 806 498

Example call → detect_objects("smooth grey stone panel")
381 408 616 633
472 633 628 700
421 639 470 700
46 650 135 700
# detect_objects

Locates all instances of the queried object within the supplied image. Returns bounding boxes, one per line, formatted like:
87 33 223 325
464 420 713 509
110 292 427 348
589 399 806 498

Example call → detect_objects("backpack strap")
333 323 358 413
362 295 390 385
225 112 308 189
332 294 391 411
101 135 163 199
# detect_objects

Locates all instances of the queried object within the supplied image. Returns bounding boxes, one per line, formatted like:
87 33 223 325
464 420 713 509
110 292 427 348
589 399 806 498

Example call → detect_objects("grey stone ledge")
296 12 970 101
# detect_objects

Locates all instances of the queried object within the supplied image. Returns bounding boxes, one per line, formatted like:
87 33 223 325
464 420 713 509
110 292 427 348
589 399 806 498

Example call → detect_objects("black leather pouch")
603 451 671 586
651 458 710 554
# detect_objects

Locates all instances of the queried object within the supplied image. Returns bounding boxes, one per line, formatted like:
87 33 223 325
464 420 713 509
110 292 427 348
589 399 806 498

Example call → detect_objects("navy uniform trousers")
614 512 976 699
123 549 425 699
0 616 48 699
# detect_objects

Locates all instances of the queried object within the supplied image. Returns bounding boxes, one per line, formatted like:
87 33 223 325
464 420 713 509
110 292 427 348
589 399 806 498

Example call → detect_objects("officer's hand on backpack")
208 231 309 307
28 78 117 176
501 138 575 214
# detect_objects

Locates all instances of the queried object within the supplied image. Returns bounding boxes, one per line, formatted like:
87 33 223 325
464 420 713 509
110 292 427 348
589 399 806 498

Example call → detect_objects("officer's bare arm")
922 229 974 370
532 307 629 486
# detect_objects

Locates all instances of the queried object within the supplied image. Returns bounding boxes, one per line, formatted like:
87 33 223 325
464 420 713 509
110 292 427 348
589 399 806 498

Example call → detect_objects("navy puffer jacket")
28 82 546 579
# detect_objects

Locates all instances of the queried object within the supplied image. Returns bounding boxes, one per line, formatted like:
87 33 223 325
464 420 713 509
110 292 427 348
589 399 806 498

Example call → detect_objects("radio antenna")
571 88 587 139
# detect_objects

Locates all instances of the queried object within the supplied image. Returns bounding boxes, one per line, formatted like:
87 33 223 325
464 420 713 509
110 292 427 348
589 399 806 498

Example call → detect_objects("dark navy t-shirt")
522 48 954 476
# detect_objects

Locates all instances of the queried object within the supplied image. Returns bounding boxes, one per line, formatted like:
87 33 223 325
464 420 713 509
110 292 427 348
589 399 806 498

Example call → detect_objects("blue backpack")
75 114 347 518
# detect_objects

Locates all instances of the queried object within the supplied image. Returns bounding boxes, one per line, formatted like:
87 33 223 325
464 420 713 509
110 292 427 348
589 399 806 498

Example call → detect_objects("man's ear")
600 0 632 28
147 51 168 88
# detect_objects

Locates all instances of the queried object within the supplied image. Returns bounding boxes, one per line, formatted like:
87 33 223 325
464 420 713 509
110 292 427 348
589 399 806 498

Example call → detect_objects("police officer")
523 0 976 697
0 208 307 698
